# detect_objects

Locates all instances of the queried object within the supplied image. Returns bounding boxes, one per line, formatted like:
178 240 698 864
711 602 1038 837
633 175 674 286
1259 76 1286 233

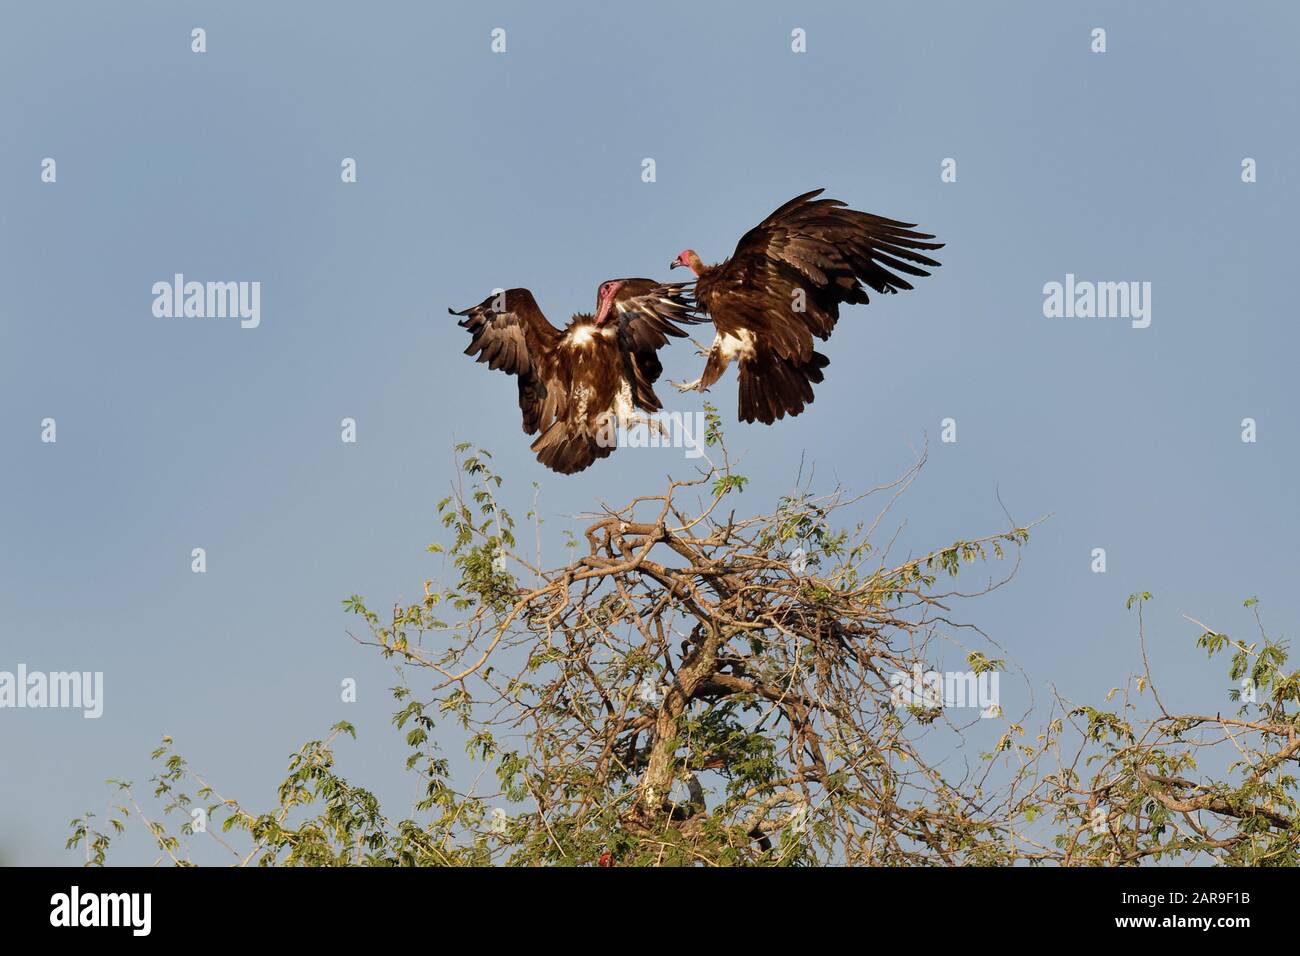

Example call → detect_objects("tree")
71 413 1300 865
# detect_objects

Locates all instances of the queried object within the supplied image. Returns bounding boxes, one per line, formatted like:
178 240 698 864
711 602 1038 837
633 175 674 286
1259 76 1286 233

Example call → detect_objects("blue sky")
1 1 1296 864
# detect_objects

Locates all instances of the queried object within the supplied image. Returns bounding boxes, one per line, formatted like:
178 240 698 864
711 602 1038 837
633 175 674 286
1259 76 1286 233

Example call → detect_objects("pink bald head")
669 250 704 275
594 280 623 325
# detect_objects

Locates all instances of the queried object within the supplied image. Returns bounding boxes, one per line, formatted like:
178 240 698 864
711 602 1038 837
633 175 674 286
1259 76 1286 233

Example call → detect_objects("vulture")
450 279 697 474
669 189 944 424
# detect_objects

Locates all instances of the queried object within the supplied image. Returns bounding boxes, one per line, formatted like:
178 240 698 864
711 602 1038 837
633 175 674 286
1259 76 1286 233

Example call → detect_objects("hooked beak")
669 259 681 270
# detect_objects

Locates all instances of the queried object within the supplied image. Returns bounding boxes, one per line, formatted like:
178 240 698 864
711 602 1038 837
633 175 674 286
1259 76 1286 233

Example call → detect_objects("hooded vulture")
669 189 943 424
450 279 697 474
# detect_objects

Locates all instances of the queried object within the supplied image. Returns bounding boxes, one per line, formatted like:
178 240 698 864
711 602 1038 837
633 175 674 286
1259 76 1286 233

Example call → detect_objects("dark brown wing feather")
449 288 564 435
695 189 943 423
611 279 700 349
609 278 699 413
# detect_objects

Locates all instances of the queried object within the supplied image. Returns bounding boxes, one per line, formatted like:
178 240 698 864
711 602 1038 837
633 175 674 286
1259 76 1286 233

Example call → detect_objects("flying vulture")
450 280 697 474
669 189 943 424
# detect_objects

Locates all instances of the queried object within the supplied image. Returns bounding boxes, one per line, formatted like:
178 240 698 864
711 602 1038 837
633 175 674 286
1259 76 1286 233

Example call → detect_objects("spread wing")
611 279 700 350
609 278 699 412
700 188 943 359
449 288 565 435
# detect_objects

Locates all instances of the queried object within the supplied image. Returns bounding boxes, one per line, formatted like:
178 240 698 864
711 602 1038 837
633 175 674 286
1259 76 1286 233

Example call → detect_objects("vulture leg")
631 414 672 441
671 334 735 393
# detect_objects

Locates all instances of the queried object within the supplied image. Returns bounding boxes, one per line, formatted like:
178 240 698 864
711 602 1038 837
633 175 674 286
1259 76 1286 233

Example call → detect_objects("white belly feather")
614 379 635 425
716 328 757 361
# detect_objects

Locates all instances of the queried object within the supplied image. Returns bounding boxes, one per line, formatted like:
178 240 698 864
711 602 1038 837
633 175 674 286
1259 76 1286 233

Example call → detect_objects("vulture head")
669 249 705 276
593 279 625 325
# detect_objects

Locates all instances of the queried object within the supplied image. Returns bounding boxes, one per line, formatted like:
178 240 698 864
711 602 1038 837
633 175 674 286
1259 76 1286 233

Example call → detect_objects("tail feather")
530 419 616 475
737 349 829 425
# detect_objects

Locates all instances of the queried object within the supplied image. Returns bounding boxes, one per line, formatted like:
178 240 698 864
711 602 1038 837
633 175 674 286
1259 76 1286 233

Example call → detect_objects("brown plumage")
450 280 698 474
670 189 943 424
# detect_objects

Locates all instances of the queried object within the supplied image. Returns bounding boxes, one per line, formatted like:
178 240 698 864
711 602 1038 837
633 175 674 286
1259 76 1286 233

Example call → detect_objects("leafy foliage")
71 429 1300 866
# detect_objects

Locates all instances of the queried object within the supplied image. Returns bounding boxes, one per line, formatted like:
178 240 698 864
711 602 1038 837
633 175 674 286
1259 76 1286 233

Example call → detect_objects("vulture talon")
687 337 713 359
632 415 672 440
